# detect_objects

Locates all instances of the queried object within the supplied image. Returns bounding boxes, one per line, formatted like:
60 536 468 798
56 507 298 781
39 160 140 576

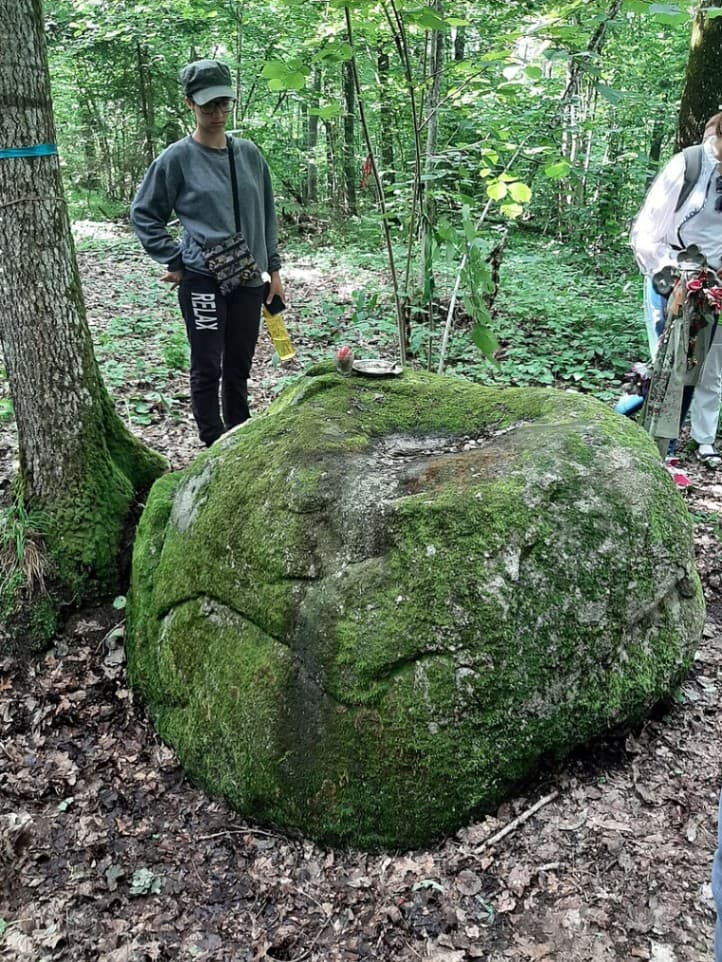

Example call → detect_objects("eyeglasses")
197 98 233 116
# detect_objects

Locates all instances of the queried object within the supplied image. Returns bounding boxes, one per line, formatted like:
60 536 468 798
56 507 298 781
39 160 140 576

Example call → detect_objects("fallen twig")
474 790 559 853
96 620 125 652
196 827 288 843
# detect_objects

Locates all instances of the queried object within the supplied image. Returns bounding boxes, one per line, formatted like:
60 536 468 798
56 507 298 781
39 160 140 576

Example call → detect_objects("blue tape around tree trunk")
0 144 58 159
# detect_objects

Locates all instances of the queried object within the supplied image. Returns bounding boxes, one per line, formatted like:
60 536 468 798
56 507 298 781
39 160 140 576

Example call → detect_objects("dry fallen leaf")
455 869 482 896
507 863 532 897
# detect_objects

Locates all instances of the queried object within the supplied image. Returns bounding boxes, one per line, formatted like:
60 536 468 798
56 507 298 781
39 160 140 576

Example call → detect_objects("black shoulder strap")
675 144 704 211
226 135 241 233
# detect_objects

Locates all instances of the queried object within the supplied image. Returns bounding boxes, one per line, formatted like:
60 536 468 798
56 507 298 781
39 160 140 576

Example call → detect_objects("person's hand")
266 271 285 304
161 270 183 288
669 280 684 316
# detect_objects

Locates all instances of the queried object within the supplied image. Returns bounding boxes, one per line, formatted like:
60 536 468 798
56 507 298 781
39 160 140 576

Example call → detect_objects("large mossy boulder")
127 364 704 849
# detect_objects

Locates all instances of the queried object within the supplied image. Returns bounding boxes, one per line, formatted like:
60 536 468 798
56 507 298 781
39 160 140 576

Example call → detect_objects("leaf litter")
0 225 721 960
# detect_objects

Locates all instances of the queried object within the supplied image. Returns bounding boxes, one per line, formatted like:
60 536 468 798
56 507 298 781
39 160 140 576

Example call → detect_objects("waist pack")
202 232 259 295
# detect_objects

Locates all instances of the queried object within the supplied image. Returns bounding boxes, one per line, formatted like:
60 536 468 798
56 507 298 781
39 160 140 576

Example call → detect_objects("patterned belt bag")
202 233 259 295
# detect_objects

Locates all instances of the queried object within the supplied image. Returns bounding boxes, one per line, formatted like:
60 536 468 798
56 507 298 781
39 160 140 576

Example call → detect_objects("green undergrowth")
73 233 189 427
445 237 645 399
70 225 644 417
283 229 644 404
0 503 58 654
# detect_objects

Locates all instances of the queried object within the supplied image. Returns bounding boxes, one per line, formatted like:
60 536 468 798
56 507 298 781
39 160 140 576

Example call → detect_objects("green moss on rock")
127 369 704 848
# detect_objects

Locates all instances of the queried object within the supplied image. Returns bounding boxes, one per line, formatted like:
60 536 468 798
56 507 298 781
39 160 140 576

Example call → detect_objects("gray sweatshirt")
130 134 281 282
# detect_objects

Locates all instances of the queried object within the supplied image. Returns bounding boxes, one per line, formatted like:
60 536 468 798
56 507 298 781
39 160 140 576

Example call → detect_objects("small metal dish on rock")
352 359 402 377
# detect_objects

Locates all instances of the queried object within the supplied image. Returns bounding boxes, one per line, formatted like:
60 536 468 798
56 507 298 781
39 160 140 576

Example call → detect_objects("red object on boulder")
336 346 354 374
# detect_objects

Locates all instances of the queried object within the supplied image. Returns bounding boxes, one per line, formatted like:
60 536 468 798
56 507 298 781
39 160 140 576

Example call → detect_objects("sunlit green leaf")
309 104 342 120
500 202 524 219
412 878 444 892
648 3 689 23
543 160 572 180
260 61 288 80
509 182 532 203
313 42 354 64
406 7 448 30
486 180 507 201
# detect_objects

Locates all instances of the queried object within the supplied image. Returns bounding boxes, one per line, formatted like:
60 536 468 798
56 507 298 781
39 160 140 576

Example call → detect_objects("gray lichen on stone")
169 461 216 534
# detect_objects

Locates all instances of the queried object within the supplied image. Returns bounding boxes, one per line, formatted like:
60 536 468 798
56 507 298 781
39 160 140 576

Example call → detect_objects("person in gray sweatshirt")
130 59 284 446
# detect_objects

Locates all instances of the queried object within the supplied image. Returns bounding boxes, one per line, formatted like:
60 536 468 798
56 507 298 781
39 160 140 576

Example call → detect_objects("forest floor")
1 223 722 962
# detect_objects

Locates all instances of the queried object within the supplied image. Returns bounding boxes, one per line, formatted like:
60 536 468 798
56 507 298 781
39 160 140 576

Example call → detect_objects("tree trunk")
135 40 155 167
324 118 340 211
0 0 166 651
677 0 722 149
417 0 444 329
645 114 668 190
454 26 465 62
306 68 321 205
377 45 395 185
342 59 357 215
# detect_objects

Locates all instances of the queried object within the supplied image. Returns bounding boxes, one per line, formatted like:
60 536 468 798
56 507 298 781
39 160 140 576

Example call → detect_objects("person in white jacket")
630 112 722 468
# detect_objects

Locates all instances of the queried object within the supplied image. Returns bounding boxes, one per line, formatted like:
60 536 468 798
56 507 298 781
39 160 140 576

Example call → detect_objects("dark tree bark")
0 0 166 652
454 26 465 62
135 40 155 167
677 1 722 149
377 45 395 185
645 114 668 189
306 68 321 205
342 59 357 215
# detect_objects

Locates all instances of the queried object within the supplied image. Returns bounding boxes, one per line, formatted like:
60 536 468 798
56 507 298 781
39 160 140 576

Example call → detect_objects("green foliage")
0 503 57 653
41 0 702 395
0 503 50 573
444 236 645 399
129 867 164 896
65 188 129 222
75 237 190 409
44 0 694 289
0 366 12 421
162 328 190 371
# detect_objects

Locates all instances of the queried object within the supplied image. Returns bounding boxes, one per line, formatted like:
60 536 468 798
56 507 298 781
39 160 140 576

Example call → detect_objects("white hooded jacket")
631 137 722 275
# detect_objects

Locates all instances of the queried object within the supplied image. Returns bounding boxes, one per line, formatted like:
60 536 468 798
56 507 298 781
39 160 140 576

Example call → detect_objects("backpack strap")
675 144 704 211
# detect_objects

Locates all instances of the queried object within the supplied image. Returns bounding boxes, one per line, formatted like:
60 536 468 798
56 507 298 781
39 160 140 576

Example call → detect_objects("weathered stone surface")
127 364 704 849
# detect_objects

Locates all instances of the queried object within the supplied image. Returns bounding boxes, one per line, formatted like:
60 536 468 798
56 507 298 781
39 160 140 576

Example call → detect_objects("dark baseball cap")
179 60 234 105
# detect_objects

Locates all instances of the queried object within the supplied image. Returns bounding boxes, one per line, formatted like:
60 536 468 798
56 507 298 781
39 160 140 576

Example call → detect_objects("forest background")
2 3 722 960
34 0 712 398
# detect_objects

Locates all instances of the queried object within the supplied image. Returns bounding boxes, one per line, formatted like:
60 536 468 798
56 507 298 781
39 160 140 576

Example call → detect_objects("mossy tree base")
0 387 166 656
128 365 704 849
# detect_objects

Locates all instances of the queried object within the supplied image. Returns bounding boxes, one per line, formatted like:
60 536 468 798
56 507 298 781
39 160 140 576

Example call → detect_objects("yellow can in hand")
262 304 296 362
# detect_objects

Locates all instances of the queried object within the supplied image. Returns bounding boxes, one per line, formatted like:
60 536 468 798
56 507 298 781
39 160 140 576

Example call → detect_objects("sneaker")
696 444 722 469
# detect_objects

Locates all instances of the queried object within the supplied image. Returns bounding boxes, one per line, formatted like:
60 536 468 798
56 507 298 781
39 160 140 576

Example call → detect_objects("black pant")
178 271 264 446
